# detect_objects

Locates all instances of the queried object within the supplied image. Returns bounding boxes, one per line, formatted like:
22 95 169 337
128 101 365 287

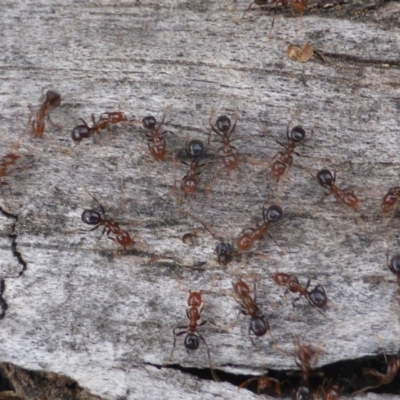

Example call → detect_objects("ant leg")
198 334 220 382
82 188 106 217
180 209 223 241
165 329 187 365
205 166 225 197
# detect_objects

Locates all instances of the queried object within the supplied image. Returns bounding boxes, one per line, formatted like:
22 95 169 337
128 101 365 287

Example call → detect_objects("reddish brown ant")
242 0 307 28
267 125 309 182
0 153 20 181
355 350 400 394
168 289 219 381
272 273 327 316
235 204 283 252
238 373 281 396
232 278 271 344
316 169 359 211
181 209 236 266
174 140 206 200
71 111 127 142
31 90 61 138
209 115 239 170
139 115 175 161
382 186 400 214
322 382 341 400
292 338 320 400
80 193 134 249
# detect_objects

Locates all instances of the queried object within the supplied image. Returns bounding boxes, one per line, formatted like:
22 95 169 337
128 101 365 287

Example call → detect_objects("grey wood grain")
0 0 400 399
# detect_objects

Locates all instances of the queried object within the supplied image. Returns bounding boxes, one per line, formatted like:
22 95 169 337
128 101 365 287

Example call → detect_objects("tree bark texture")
1 1 400 399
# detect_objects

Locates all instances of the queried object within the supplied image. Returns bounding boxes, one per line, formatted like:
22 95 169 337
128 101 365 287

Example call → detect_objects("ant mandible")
232 278 271 344
181 209 236 266
168 289 219 381
382 186 400 214
268 125 309 182
209 115 239 170
177 140 206 198
272 273 327 316
235 204 283 252
71 111 127 142
316 169 359 211
32 90 61 138
80 193 134 249
140 114 175 161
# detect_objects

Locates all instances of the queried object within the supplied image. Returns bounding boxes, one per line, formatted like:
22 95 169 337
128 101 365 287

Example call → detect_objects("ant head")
250 316 269 337
264 204 283 224
215 115 231 133
293 384 311 400
389 254 400 275
142 116 157 129
215 242 234 265
289 126 306 143
317 169 335 188
81 210 101 225
45 90 61 108
184 333 199 350
71 124 91 142
308 284 327 308
186 139 205 159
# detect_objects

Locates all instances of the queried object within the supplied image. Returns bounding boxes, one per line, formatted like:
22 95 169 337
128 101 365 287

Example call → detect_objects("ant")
71 112 127 142
355 350 400 394
267 125 309 182
31 90 61 138
175 140 206 199
387 253 400 289
209 115 239 170
139 115 175 161
292 338 319 400
238 373 281 396
0 153 20 181
316 169 359 211
80 193 134 249
242 0 307 28
235 204 283 252
272 273 327 316
382 186 400 214
232 278 271 344
168 289 219 381
322 382 341 400
180 209 236 266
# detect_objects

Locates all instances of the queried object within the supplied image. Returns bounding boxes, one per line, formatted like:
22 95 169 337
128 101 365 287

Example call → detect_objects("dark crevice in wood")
151 353 400 396
0 206 27 277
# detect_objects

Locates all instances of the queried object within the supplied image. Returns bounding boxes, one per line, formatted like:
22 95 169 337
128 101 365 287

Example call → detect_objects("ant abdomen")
251 317 269 337
317 169 335 187
264 204 283 223
290 126 306 143
142 116 157 129
216 115 231 132
308 284 327 308
81 210 101 225
186 139 205 159
389 254 400 275
184 334 200 350
72 125 91 142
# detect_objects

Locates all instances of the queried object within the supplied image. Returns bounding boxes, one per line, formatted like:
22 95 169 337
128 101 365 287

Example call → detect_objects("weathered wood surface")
1 0 400 399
